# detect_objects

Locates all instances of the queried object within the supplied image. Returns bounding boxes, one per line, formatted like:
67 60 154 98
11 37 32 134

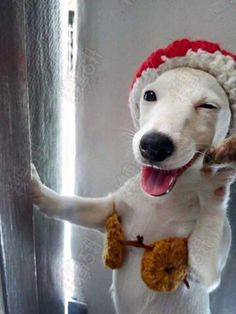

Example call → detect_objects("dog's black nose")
139 132 175 162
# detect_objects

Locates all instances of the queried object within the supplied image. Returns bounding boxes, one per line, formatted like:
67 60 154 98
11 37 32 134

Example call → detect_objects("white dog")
31 40 236 314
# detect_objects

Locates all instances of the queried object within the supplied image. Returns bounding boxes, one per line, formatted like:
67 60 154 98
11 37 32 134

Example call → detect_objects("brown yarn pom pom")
141 237 188 292
103 207 125 269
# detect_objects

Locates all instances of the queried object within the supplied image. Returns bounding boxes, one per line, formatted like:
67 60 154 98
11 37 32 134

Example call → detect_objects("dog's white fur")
31 68 235 314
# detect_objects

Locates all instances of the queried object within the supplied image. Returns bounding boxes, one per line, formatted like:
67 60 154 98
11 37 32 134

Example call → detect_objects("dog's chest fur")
112 173 212 314
114 173 201 243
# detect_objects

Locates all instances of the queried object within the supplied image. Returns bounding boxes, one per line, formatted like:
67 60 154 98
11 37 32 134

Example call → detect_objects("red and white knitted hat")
129 39 236 133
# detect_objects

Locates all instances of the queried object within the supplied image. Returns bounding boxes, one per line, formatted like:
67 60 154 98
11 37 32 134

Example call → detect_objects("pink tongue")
141 166 178 196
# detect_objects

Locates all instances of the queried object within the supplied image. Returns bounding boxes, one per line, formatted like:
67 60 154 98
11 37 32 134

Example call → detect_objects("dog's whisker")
119 126 136 134
121 133 133 141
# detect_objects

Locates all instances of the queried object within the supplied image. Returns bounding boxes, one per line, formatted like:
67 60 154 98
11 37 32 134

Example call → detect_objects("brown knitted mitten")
141 237 188 292
103 208 125 269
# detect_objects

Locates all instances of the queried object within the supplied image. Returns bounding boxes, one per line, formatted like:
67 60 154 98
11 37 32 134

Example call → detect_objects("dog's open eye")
197 103 217 109
144 90 157 102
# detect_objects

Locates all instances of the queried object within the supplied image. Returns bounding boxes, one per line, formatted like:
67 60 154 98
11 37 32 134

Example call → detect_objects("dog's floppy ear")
129 86 140 129
129 102 140 129
128 78 142 129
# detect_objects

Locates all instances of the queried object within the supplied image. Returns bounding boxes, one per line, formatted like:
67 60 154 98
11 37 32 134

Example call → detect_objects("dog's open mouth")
141 152 202 196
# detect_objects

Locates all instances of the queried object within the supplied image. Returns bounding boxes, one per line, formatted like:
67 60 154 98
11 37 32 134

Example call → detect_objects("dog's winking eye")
197 103 217 109
144 90 157 102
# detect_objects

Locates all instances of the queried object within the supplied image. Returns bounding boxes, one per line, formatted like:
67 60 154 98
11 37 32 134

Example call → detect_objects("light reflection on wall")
61 2 76 313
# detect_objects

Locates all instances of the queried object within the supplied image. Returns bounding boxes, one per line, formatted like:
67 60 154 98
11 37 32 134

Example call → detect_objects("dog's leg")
31 164 114 231
188 167 235 292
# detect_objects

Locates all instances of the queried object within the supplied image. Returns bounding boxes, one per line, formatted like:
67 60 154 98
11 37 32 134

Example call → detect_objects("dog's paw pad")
214 186 226 197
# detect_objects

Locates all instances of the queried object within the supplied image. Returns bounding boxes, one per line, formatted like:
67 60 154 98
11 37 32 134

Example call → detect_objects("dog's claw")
183 276 190 289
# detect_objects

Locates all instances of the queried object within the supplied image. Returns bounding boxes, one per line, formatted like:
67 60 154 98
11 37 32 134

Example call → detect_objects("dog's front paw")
205 136 236 165
31 164 61 213
199 166 236 207
31 163 44 204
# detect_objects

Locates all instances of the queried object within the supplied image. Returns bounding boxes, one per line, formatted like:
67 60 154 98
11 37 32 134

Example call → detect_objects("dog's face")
132 67 231 196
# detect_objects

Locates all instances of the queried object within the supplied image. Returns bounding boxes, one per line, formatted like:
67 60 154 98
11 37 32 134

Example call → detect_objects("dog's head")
132 67 231 196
